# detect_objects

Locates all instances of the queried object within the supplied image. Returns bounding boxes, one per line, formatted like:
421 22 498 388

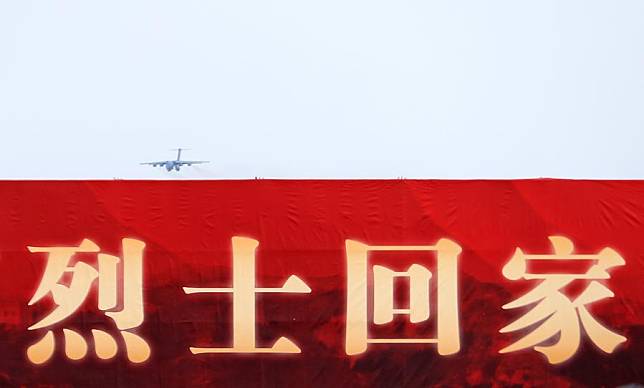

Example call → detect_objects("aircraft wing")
178 160 209 165
140 161 167 166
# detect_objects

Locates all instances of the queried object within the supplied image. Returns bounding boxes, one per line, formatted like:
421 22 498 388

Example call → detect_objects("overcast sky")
1 1 643 179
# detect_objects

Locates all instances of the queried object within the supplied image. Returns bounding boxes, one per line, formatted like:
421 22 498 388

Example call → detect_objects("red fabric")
0 180 641 387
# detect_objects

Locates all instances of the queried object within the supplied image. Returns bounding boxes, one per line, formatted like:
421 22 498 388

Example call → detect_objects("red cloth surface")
0 180 641 387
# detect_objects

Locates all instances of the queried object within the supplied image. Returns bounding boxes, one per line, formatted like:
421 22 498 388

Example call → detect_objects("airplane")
141 148 209 172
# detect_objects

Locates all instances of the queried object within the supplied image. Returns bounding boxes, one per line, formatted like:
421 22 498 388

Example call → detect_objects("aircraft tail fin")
170 148 187 161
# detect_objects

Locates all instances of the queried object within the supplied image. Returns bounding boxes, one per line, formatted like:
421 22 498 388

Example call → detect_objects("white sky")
1 1 643 179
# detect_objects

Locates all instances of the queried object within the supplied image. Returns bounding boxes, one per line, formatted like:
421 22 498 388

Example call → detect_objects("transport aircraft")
141 148 209 171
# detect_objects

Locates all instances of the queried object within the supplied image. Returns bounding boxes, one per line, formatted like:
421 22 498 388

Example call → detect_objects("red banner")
0 180 642 387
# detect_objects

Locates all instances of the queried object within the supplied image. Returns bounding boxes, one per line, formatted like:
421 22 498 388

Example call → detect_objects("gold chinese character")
27 238 150 364
500 236 627 364
183 237 311 354
345 239 462 355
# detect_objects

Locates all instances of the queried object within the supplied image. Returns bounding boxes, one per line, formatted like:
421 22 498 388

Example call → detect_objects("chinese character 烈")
27 238 150 364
